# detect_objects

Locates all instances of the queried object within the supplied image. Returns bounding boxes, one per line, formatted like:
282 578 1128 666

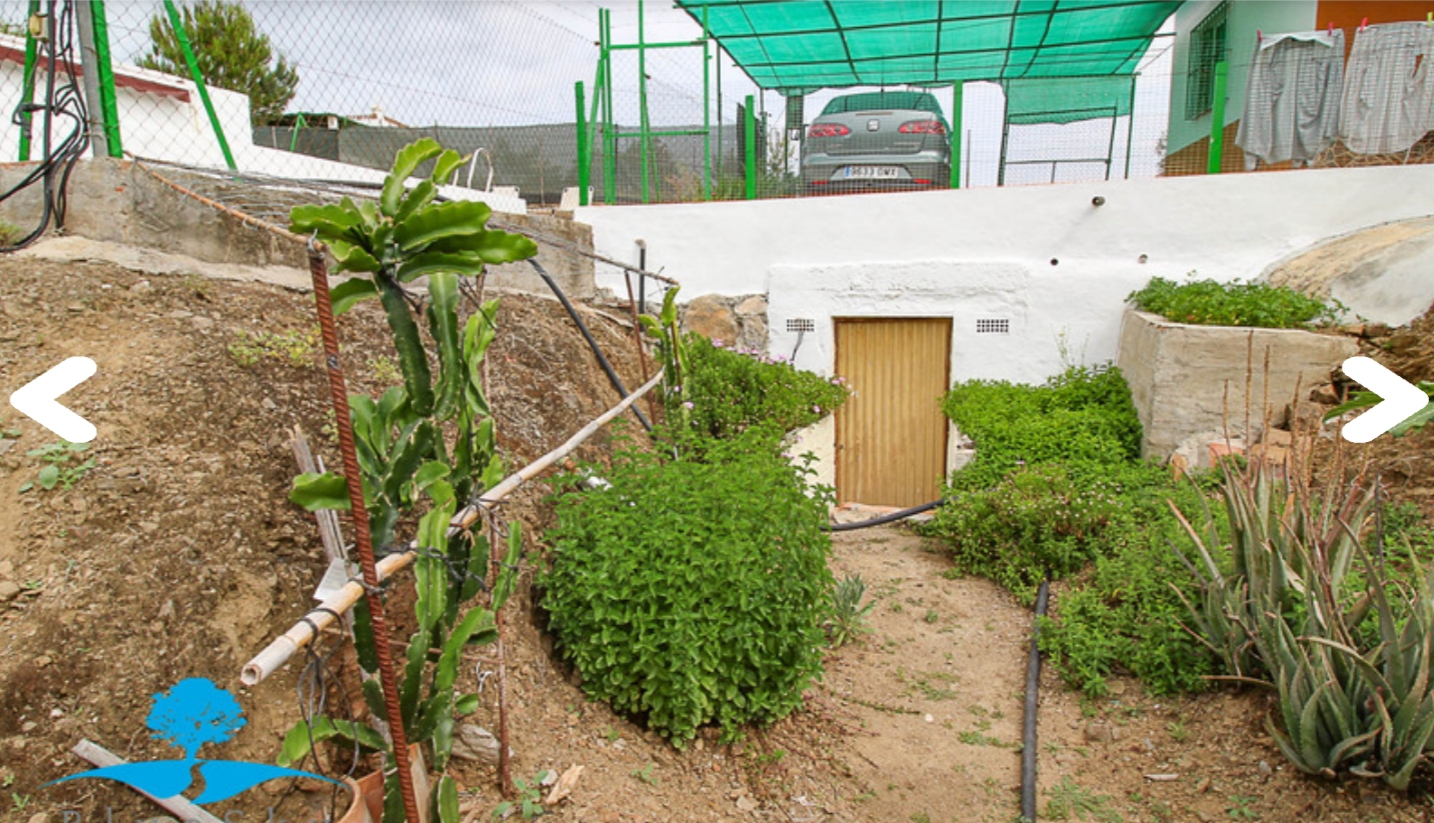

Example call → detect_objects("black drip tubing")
527 258 653 432
1021 579 1052 822
823 499 940 532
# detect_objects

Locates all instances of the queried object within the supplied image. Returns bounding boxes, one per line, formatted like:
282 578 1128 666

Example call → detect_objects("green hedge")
672 334 849 439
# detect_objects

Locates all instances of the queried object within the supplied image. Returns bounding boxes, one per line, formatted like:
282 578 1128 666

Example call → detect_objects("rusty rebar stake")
307 243 423 823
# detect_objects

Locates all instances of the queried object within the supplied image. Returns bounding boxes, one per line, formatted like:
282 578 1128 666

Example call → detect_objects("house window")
1185 2 1228 120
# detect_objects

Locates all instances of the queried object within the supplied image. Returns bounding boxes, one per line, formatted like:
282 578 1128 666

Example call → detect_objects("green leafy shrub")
941 364 1141 491
641 288 848 443
1127 276 1340 329
541 427 834 747
1038 469 1219 696
925 364 1221 695
677 334 849 438
928 464 1121 603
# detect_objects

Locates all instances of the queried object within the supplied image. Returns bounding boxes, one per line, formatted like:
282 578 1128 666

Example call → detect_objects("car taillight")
898 120 946 134
808 123 850 138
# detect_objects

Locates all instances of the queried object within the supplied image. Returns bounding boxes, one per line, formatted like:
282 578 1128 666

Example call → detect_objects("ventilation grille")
786 318 816 333
976 318 1011 334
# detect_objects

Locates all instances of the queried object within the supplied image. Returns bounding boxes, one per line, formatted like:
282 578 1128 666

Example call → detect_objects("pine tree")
139 0 298 126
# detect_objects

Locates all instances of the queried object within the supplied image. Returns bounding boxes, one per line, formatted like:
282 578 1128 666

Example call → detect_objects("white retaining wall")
578 164 1434 383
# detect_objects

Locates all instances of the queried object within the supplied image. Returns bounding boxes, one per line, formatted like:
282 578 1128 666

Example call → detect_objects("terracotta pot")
336 744 429 823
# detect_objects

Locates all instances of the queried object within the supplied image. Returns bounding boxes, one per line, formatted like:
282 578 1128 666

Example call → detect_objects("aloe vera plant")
279 139 537 822
1176 452 1434 789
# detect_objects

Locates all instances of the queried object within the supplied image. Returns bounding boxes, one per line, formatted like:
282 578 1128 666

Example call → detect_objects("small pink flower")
682 401 694 410
812 405 821 414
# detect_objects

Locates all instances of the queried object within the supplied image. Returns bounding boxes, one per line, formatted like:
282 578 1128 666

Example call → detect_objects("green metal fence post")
575 81 590 206
18 0 39 162
89 1 123 157
1206 60 1228 175
601 9 616 205
744 94 755 200
638 0 650 204
701 4 711 201
163 0 236 171
949 82 963 189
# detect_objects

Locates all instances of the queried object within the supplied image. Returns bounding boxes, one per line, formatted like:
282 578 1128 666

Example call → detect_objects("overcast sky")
5 0 1176 185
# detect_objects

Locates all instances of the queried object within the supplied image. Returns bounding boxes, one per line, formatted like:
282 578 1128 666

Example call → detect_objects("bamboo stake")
241 368 664 686
71 739 227 823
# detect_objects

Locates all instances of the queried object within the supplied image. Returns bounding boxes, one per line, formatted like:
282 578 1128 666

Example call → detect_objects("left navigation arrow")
8 357 98 443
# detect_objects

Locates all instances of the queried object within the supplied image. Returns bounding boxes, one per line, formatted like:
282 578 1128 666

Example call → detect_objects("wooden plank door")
834 318 951 508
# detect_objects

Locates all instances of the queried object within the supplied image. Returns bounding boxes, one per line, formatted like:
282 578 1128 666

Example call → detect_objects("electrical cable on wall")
2 0 90 252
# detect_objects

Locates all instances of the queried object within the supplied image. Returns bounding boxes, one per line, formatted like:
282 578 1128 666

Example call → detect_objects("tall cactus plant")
281 139 537 822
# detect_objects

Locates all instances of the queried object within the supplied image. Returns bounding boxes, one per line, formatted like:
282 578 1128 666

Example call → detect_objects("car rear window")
820 91 943 116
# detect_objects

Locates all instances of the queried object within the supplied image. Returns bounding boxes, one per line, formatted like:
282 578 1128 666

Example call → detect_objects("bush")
1037 467 1219 696
669 333 849 439
941 364 1141 491
1127 276 1340 329
924 364 1220 695
540 427 834 747
928 464 1121 603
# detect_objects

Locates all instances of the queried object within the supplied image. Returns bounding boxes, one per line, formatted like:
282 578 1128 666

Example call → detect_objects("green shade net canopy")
677 0 1178 94
1003 75 1136 125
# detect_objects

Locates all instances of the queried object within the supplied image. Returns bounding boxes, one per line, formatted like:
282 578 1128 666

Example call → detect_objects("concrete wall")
1117 309 1358 459
0 159 595 297
578 163 1434 385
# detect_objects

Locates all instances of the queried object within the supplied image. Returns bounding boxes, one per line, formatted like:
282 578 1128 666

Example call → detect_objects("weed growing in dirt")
957 730 1015 748
19 441 94 492
492 770 551 820
827 573 875 648
1226 795 1259 820
1042 777 1123 822
10 793 30 812
1166 719 1189 743
630 763 658 786
366 355 402 384
227 327 319 368
1127 275 1341 328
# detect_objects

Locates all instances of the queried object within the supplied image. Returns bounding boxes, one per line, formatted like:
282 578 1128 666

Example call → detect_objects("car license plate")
844 166 901 179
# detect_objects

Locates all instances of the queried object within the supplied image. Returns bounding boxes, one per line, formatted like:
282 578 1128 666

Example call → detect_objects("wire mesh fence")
1 1 1431 213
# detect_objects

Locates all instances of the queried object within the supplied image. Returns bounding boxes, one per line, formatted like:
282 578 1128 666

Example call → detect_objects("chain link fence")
1 2 1430 212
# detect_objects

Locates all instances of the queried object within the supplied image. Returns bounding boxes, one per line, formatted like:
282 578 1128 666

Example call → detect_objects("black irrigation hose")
823 499 941 532
527 258 653 432
1 0 90 253
1022 579 1052 823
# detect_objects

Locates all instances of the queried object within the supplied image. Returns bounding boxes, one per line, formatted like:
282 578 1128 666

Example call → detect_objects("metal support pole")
1104 105 1118 181
17 0 39 162
702 5 711 200
575 81 589 206
997 114 1011 187
1123 76 1137 179
638 0 650 204
601 9 616 204
744 93 755 199
306 246 422 823
949 82 963 189
74 2 107 157
1206 60 1228 175
88 1 122 157
715 42 723 181
163 0 236 170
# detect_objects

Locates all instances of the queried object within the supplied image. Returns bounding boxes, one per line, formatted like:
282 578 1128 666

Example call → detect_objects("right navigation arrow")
1339 356 1430 443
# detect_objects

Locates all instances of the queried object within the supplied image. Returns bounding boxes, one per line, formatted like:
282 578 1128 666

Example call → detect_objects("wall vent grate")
786 318 816 333
976 318 1011 334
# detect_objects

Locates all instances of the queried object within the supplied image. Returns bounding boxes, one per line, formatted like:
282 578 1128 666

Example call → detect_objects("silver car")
801 90 952 194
